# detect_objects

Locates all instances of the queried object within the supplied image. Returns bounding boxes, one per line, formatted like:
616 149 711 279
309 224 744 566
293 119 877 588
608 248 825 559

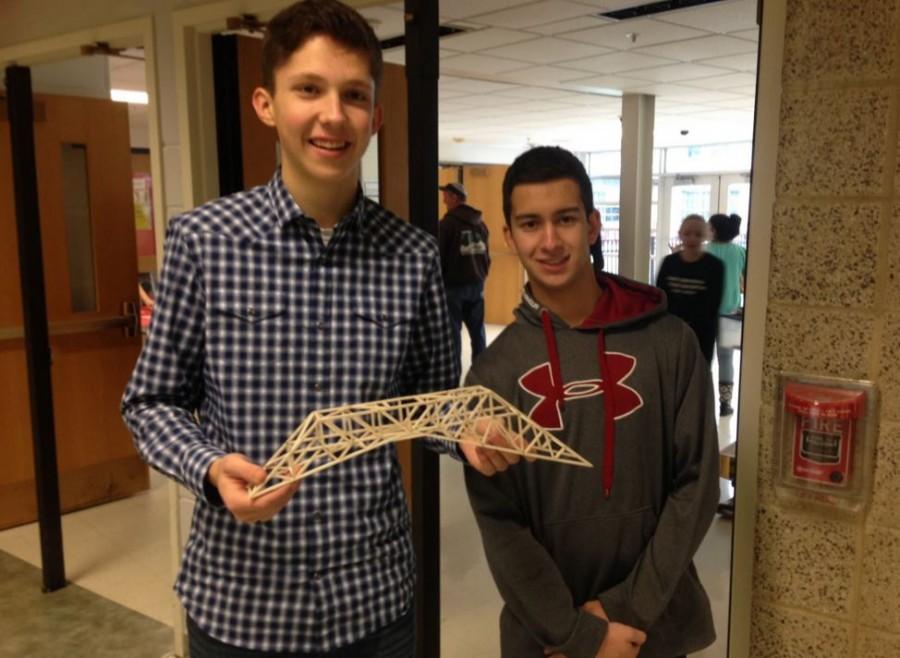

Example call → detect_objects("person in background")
655 215 724 365
439 181 491 371
706 213 747 417
465 146 719 658
122 2 517 656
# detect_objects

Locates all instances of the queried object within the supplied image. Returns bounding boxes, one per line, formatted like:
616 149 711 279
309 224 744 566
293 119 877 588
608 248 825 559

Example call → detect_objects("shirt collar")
266 168 367 231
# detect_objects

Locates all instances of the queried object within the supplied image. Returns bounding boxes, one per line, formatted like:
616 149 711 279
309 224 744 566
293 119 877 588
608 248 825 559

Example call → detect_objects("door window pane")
670 183 712 244
61 143 97 312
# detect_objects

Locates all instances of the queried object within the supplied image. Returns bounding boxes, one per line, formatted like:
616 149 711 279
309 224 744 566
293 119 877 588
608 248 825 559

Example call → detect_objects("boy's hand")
208 453 300 524
582 599 609 621
593 623 646 658
459 418 528 476
544 601 644 658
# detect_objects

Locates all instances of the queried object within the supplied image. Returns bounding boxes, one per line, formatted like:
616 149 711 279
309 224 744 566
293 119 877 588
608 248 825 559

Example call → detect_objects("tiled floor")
0 550 171 657
0 324 738 657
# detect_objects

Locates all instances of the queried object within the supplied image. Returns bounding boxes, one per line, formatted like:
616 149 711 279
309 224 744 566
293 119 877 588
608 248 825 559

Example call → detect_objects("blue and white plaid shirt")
122 170 459 652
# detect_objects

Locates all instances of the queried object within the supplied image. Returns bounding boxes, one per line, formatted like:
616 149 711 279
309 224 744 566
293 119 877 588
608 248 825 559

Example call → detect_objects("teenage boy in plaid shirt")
122 2 516 655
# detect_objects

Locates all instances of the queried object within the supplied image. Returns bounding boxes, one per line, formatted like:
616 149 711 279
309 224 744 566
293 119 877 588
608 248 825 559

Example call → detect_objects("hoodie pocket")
538 506 659 602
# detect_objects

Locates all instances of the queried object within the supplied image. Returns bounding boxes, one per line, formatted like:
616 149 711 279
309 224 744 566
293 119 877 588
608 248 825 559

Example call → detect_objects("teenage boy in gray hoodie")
464 146 719 658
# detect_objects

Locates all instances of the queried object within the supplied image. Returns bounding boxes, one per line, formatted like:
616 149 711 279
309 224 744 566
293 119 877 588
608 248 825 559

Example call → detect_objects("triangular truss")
249 385 592 498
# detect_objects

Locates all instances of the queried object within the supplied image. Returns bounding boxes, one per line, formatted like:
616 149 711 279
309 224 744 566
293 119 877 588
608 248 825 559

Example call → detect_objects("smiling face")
252 35 382 198
678 216 708 258
504 178 600 303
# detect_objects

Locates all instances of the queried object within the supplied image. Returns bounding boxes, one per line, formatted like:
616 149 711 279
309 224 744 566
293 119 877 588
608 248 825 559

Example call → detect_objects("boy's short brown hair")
262 0 383 92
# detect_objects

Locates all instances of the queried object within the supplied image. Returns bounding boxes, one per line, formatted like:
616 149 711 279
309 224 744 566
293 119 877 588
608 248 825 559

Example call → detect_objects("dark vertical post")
5 65 66 592
403 2 441 656
211 34 244 195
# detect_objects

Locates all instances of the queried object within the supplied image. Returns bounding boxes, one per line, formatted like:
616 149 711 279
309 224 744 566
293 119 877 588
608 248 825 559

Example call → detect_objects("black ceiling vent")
379 25 468 51
600 0 728 21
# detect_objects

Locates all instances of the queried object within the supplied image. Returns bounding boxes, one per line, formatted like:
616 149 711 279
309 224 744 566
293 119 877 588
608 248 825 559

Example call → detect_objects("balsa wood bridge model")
249 385 592 498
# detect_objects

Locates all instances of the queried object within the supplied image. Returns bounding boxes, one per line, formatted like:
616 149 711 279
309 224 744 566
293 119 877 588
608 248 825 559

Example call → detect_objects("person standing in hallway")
121 2 518 656
439 181 491 371
655 215 724 365
465 146 719 658
706 213 747 417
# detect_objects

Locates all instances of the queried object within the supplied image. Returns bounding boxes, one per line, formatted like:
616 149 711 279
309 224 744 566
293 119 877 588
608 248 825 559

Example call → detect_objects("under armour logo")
519 353 644 430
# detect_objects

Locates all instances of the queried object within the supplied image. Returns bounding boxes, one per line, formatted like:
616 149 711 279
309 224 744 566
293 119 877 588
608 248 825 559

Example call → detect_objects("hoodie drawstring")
540 310 566 413
540 310 617 499
597 329 616 498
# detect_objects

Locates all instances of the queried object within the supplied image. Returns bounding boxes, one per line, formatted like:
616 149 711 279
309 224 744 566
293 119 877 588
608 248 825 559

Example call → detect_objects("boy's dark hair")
709 213 742 242
262 0 383 93
502 146 595 225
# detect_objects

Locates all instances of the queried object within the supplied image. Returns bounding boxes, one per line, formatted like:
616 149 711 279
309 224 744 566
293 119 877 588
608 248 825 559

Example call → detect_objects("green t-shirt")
706 241 746 314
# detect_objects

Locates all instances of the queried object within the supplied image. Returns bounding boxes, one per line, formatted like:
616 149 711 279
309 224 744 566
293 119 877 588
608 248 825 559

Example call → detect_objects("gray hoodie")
464 272 719 658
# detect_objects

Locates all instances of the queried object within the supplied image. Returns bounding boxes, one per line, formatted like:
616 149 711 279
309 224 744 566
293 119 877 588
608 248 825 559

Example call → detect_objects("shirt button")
246 307 256 317
311 572 320 580
316 320 325 331
314 382 322 391
313 511 323 522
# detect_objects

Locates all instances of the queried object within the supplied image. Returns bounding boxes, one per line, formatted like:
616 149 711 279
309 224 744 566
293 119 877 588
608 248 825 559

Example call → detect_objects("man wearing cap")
439 181 491 371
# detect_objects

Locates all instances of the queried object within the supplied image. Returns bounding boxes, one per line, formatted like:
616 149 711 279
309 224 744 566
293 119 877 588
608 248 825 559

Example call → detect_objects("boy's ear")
588 209 601 243
503 224 514 249
371 103 384 134
252 87 276 127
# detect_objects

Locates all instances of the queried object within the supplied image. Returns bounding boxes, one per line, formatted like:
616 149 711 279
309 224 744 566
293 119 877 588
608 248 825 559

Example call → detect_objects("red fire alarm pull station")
785 383 864 487
775 374 877 512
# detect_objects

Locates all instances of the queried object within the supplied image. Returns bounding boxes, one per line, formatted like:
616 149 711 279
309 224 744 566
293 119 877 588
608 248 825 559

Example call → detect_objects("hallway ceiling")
107 0 759 152
365 0 759 150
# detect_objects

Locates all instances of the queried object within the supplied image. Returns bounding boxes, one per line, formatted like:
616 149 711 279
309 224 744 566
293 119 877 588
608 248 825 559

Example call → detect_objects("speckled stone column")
750 0 900 656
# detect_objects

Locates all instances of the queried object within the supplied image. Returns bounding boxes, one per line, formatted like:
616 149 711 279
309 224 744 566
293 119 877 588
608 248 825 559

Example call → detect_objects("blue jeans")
187 608 415 658
716 342 734 384
445 283 486 368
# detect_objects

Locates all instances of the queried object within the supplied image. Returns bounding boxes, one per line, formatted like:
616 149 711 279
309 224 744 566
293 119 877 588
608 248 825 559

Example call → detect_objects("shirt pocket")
207 297 286 385
351 297 417 397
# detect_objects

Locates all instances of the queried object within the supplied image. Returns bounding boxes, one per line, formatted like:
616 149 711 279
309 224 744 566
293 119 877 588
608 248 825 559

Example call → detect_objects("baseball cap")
439 182 467 199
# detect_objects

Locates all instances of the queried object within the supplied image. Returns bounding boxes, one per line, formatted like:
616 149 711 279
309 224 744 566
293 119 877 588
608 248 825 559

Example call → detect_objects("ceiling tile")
657 0 759 33
664 89 745 103
561 73 649 93
442 52 532 74
562 51 677 74
439 27 534 52
564 18 710 49
473 0 601 29
490 87 585 100
626 82 709 96
440 92 526 108
497 65 592 85
706 97 757 110
655 103 720 115
626 63 733 83
528 15 611 35
515 99 585 112
727 84 757 96
696 52 758 71
357 5 406 40
440 76 521 93
635 34 758 61
383 49 405 64
682 72 757 90
439 0 527 19
728 27 759 41
480 36 612 63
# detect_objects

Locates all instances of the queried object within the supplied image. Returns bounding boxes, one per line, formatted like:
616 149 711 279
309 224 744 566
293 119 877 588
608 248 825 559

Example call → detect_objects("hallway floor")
0 324 739 657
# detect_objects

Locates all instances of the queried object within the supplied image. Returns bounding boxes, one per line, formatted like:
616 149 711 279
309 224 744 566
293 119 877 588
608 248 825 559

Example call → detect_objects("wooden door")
0 92 148 530
460 164 523 325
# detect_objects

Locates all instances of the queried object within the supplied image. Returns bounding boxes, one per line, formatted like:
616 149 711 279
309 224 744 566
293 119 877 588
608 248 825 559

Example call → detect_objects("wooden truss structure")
249 385 592 498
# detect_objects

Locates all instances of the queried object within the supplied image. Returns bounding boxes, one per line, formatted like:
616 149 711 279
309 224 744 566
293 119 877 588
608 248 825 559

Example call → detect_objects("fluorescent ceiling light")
110 89 148 104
